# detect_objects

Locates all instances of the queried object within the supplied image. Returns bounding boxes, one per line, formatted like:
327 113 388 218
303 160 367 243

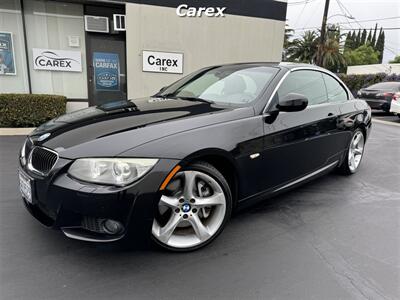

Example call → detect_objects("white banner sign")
142 50 183 74
33 48 82 72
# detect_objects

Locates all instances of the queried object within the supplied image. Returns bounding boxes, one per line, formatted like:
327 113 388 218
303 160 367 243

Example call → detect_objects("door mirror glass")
276 93 308 112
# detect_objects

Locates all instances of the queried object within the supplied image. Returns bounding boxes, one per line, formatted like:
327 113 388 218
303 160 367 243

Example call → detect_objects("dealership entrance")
85 5 127 106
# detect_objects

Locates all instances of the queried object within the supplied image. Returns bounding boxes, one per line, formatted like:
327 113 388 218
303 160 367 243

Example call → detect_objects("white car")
389 94 400 118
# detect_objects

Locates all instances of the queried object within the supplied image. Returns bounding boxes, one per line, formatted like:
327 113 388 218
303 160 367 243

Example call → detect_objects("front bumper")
19 157 179 242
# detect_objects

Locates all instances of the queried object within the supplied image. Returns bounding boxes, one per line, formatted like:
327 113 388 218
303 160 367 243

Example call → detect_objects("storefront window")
0 0 30 93
23 0 88 99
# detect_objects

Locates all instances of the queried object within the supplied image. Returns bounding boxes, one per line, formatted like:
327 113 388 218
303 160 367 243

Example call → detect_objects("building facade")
0 0 287 112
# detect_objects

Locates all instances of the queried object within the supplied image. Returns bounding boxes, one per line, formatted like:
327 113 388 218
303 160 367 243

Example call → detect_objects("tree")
360 29 367 45
318 37 347 72
344 44 380 66
389 55 400 64
367 30 372 44
286 30 318 63
283 24 294 49
344 31 352 52
350 31 357 50
371 23 378 47
355 30 361 48
375 28 385 63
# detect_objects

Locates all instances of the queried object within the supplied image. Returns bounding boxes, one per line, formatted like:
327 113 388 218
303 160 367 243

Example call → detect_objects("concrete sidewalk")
0 128 35 136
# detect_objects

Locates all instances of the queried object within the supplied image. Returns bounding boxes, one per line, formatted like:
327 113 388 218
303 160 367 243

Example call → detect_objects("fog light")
102 219 123 235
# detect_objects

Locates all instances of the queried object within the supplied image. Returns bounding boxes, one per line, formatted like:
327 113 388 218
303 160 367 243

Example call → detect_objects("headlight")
20 140 27 165
68 158 159 186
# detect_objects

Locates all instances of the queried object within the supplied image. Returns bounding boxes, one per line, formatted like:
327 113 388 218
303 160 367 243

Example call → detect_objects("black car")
357 81 400 112
19 63 371 251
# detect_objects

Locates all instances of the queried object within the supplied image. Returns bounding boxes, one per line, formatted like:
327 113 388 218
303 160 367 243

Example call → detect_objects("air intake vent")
113 14 126 31
28 147 58 175
84 15 109 33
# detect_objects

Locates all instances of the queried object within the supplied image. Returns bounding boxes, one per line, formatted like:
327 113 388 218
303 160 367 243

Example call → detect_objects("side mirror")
276 93 308 112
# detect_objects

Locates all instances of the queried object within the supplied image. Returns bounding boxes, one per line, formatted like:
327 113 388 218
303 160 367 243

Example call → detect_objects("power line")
338 27 400 31
295 27 400 31
342 16 400 24
293 0 312 27
334 0 354 30
288 0 319 6
292 16 400 31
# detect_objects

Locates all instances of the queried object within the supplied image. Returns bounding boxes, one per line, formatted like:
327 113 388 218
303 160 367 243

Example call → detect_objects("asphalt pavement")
372 110 400 125
0 122 399 300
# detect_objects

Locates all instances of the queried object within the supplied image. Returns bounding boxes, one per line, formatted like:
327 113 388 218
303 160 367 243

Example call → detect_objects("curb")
0 128 35 136
372 118 400 127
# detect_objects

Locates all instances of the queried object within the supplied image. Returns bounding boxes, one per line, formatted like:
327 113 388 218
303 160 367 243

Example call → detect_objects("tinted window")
367 82 400 90
323 74 348 102
159 66 278 105
277 70 327 106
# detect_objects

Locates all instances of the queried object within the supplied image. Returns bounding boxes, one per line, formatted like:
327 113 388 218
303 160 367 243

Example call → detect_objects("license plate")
19 171 32 204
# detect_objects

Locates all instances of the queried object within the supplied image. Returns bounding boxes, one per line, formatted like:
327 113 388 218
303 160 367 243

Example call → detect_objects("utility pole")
316 0 330 66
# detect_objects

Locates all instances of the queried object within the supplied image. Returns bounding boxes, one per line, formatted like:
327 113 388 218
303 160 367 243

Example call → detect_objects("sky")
285 0 400 63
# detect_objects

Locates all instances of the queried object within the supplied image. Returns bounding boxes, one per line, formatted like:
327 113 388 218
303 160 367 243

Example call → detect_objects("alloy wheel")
348 131 365 172
152 170 227 249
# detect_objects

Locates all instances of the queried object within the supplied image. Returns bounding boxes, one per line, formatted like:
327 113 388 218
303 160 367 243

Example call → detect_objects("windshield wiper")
174 96 214 104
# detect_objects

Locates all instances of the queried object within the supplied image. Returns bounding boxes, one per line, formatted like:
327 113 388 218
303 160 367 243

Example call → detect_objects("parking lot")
372 110 400 126
0 121 399 300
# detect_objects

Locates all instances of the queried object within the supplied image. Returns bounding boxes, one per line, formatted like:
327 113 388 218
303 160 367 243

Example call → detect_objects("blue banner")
93 52 120 91
0 32 16 75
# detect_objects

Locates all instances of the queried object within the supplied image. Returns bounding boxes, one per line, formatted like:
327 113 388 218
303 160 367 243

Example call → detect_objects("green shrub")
0 94 66 127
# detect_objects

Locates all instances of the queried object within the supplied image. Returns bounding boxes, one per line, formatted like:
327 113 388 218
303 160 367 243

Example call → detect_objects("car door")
321 72 354 151
259 69 342 192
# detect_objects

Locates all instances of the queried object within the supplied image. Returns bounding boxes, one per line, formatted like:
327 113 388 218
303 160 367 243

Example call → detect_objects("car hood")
29 97 254 159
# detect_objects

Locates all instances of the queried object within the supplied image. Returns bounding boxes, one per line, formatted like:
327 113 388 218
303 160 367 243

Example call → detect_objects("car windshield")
367 82 400 90
158 65 278 105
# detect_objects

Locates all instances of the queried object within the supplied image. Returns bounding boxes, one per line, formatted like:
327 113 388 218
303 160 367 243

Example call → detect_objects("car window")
322 74 348 102
277 70 327 106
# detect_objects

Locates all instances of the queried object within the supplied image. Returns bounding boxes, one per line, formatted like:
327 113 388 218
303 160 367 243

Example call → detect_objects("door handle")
328 112 335 117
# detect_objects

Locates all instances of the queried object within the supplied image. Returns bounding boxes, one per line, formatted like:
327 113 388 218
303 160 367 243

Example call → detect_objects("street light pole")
316 0 330 66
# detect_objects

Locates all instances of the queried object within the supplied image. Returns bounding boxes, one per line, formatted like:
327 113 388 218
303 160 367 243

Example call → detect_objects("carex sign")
176 4 226 17
32 49 82 72
142 50 183 74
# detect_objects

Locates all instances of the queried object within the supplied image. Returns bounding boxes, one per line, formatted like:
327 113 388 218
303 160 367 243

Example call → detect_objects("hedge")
0 94 66 127
338 73 400 97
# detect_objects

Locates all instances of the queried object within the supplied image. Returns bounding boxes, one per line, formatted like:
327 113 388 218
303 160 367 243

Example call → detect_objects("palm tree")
316 37 347 72
286 31 318 63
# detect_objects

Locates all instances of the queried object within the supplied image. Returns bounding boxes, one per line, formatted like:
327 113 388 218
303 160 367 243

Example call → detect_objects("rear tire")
151 161 232 252
338 128 365 175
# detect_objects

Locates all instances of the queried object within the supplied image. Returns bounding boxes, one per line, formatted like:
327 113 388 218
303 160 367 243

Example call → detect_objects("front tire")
152 161 232 252
338 128 365 175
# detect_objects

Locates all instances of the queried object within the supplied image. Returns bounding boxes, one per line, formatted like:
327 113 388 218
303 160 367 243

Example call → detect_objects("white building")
0 0 287 112
347 63 400 75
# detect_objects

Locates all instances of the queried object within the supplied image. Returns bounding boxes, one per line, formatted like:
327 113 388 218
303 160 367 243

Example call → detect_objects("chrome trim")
62 227 123 243
250 153 260 159
262 66 353 114
27 146 59 176
273 160 339 193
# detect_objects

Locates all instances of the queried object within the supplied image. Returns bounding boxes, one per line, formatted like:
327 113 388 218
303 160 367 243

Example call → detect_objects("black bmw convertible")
19 63 371 251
